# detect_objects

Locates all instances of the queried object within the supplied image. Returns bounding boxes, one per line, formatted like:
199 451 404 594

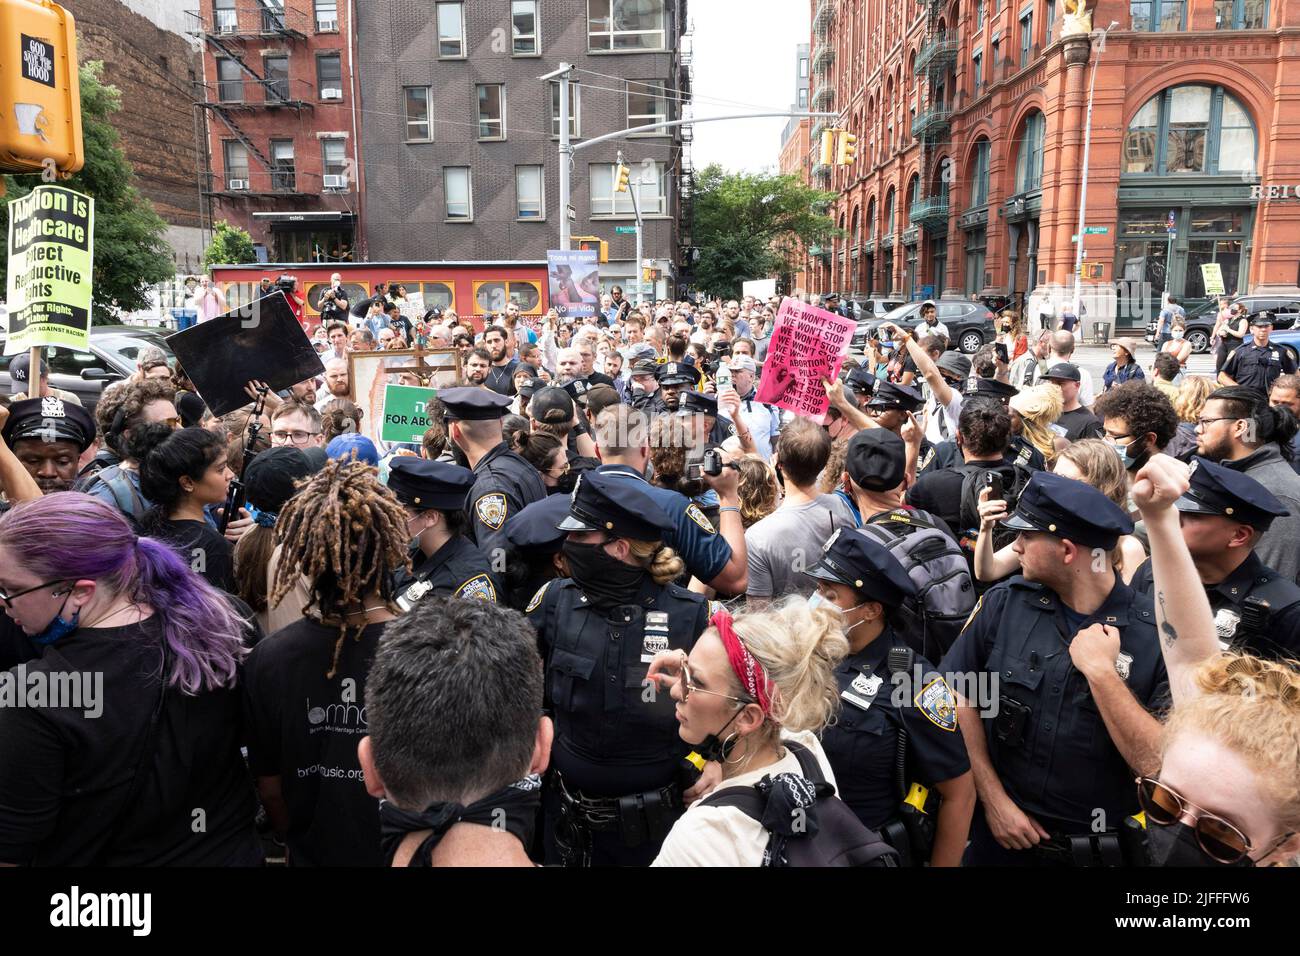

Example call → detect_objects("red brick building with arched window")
804 0 1300 332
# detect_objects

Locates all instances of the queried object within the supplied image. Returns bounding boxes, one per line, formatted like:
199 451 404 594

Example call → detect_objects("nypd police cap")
506 493 573 553
1 397 95 452
1175 457 1289 531
439 386 512 421
558 470 674 542
808 527 917 608
657 362 696 387
387 457 475 511
1001 470 1134 549
867 380 924 413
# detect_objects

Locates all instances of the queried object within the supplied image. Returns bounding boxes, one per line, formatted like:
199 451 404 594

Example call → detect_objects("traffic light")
819 128 836 166
0 0 84 182
835 130 858 166
615 164 631 193
574 236 609 263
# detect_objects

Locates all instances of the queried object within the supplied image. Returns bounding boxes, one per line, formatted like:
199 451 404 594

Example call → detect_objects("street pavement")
1069 343 1216 386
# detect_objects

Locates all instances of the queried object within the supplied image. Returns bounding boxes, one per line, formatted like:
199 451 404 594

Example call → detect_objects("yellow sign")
0 1 84 178
1201 262 1226 296
5 184 94 353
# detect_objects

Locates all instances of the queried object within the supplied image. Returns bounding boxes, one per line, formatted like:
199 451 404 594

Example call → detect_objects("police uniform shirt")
1222 340 1298 394
821 629 970 830
629 390 669 416
1128 553 1300 660
707 414 736 448
526 575 712 796
466 441 547 562
939 576 1169 831
393 534 498 608
597 464 732 584
736 392 780 460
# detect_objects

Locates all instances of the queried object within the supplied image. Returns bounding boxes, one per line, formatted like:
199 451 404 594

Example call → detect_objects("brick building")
355 0 692 300
807 0 1300 331
61 0 206 269
779 43 812 294
195 0 361 263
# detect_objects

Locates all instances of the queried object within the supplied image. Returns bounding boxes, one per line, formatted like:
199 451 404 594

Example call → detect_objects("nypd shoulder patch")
525 581 551 614
914 676 958 732
475 493 508 531
455 573 497 603
685 503 715 534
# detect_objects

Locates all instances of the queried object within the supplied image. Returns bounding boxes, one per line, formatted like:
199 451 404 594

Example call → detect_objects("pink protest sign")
755 298 856 423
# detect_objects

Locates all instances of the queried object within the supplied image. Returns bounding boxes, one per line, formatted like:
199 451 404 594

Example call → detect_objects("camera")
276 275 297 292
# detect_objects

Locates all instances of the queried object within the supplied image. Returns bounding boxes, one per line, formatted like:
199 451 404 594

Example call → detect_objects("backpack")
700 741 898 868
857 508 976 659
957 461 1033 541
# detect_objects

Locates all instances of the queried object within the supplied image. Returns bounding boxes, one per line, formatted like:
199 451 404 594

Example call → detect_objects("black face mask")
562 540 645 608
1145 822 1253 868
692 705 745 763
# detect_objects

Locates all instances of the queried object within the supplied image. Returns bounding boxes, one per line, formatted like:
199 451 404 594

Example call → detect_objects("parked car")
1265 327 1300 368
847 297 905 323
853 299 997 354
1144 295 1300 354
0 325 176 415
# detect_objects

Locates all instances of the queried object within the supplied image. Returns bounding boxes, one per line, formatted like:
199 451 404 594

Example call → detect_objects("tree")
1 61 174 323
203 220 256 270
691 164 838 299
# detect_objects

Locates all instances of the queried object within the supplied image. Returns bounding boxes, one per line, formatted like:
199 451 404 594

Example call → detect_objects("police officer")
627 359 667 415
387 457 497 608
677 390 735 449
811 529 975 866
656 362 696 413
1127 457 1300 659
528 471 712 866
867 381 937 471
940 471 1169 866
1220 313 1297 394
501 492 572 611
440 386 546 564
844 365 877 408
0 396 96 498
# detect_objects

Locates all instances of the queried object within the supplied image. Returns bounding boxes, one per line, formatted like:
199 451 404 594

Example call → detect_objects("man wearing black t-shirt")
483 325 520 396
1043 362 1103 441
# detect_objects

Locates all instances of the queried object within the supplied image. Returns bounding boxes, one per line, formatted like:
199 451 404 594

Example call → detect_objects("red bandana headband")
711 609 773 715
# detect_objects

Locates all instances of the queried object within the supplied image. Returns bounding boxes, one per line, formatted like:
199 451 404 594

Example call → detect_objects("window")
1131 0 1186 31
444 167 472 220
217 58 242 102
1019 12 1033 67
516 165 544 219
975 0 985 29
223 140 248 188
969 139 990 207
264 55 289 102
588 0 666 52
1214 0 1267 28
322 139 348 182
404 87 431 140
1015 110 1044 192
590 161 667 216
907 175 920 225
214 0 238 33
512 1 539 54
316 54 341 98
261 0 285 32
550 80 580 138
628 80 667 133
800 57 809 77
884 189 895 236
1045 0 1056 42
271 139 296 192
314 0 338 31
437 2 465 57
798 88 808 108
972 52 982 94
1123 84 1257 176
867 199 877 240
477 84 505 140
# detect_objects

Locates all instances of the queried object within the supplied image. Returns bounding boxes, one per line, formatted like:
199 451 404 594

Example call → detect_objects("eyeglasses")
269 429 321 445
1136 777 1253 864
1195 416 1241 430
0 578 70 609
678 660 754 706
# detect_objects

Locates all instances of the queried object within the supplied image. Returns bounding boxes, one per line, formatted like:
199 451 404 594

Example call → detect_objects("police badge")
40 396 66 418
475 493 507 531
455 574 497 602
914 677 958 732
1114 651 1134 682
685 503 715 534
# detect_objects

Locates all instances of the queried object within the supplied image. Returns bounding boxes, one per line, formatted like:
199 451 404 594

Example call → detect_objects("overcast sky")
688 0 811 174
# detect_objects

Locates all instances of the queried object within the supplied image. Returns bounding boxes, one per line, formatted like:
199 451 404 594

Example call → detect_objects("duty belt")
554 771 682 834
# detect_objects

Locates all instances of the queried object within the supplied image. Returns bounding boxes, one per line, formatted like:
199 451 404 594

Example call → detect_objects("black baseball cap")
845 429 907 491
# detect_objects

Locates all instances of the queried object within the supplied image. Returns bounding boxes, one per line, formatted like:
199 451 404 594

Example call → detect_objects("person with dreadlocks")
527 470 713 867
240 459 412 866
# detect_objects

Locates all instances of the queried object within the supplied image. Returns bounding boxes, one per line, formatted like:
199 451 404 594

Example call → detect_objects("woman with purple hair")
0 492 262 865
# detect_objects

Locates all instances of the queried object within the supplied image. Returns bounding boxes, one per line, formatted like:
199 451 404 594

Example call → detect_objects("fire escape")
192 1 317 199
676 17 696 290
807 0 835 273
910 0 955 239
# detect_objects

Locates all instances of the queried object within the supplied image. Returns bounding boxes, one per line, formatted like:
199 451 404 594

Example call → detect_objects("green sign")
1201 262 1226 296
1083 226 1108 235
615 225 638 234
5 185 95 355
380 383 440 445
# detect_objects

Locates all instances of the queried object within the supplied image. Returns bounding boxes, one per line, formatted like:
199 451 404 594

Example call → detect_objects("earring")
721 731 744 765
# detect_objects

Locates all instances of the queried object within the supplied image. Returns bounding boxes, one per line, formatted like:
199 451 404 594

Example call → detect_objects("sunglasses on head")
1136 777 1255 864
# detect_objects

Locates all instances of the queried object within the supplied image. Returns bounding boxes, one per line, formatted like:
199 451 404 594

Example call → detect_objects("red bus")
209 260 551 334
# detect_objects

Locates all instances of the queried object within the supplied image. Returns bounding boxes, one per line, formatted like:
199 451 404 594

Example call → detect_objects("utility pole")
619 149 646 306
542 62 576 250
1071 22 1118 325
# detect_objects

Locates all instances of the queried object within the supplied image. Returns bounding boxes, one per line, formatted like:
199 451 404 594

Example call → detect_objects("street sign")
1084 226 1108 235
1167 210 1177 236
566 205 576 222
615 225 637 234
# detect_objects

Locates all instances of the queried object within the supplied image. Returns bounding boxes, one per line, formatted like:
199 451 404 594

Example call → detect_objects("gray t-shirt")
745 494 855 599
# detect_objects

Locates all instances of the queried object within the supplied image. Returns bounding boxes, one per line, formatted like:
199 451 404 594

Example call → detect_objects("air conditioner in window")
322 175 348 190
321 88 343 100
228 179 248 191
318 18 338 32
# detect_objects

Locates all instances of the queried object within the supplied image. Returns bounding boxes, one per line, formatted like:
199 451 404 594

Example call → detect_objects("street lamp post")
1071 22 1119 326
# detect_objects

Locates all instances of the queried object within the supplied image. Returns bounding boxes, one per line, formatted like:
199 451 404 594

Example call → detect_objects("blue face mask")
1108 436 1148 472
30 592 79 647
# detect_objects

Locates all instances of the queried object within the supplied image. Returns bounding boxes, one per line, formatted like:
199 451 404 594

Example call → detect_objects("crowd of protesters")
0 284 1295 871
